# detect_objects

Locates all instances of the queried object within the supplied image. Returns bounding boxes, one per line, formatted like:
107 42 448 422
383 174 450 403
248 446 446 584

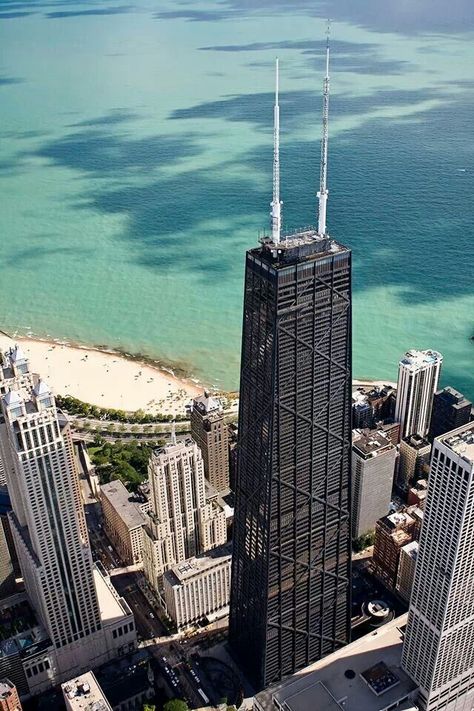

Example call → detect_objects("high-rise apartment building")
229 50 352 690
142 438 226 594
394 349 442 440
0 347 136 687
190 393 229 492
397 434 431 492
402 423 474 711
372 508 421 591
352 429 397 538
428 387 472 443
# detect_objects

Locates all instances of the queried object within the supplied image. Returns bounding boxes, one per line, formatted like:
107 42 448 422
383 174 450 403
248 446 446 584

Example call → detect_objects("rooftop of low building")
62 671 112 710
96 650 152 707
352 385 396 405
435 386 471 406
100 480 146 530
255 613 417 711
164 543 232 586
93 563 132 624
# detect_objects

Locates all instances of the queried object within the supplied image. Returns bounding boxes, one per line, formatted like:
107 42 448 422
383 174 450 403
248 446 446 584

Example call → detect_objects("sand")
0 334 203 416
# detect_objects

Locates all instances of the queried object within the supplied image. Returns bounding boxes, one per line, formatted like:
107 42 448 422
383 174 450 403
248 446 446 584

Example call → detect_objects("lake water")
1 0 473 395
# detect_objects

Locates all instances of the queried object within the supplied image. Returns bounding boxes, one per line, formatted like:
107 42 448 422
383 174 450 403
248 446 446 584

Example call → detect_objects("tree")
353 530 376 552
163 701 189 711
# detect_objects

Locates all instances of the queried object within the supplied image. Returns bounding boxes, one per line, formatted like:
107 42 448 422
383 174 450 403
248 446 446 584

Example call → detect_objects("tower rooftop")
255 228 348 268
441 423 474 464
399 349 443 371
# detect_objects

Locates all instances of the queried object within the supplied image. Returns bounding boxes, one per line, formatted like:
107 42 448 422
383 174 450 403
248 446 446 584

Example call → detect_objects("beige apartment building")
142 438 226 595
163 544 232 630
100 480 146 565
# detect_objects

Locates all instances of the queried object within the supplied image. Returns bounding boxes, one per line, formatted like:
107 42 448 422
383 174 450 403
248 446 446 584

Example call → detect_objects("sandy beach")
0 334 203 417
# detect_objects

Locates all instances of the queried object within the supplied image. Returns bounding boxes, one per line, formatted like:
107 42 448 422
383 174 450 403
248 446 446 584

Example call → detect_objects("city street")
83 497 118 570
112 572 168 640
149 634 243 709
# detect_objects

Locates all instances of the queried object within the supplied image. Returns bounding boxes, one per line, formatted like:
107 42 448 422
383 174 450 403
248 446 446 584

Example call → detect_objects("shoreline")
0 331 398 416
0 327 200 385
0 332 204 417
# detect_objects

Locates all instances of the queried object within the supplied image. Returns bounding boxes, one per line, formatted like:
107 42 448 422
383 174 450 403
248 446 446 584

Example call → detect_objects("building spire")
317 23 330 236
271 57 282 244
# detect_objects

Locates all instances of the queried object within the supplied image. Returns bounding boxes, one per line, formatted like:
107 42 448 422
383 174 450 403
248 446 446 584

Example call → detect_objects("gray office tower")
229 48 352 690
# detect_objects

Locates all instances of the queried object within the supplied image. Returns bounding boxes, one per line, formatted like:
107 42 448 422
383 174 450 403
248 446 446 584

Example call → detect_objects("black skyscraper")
429 386 472 443
229 230 352 689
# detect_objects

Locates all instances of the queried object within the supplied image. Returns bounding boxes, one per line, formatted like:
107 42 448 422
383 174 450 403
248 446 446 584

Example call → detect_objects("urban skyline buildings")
351 428 397 538
229 47 352 689
142 436 227 595
395 349 443 441
0 347 136 691
402 422 474 711
190 392 230 492
0 354 103 653
429 387 472 443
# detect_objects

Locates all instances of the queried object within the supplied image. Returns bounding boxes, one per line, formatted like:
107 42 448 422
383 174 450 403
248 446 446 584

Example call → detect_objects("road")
112 572 168 641
83 493 119 570
150 641 209 709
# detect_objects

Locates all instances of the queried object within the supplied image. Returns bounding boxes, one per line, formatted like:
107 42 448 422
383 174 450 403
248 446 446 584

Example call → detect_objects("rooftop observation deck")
252 228 349 268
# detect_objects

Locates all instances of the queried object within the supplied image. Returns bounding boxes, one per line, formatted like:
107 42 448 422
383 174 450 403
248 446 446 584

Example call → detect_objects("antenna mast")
317 24 330 236
271 58 282 244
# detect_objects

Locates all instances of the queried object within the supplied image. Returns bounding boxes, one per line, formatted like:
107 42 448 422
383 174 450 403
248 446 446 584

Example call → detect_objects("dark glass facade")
229 231 352 690
428 387 472 443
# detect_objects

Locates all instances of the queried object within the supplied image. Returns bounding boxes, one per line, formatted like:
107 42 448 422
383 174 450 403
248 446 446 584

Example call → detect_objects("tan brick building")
190 393 229 492
100 481 146 565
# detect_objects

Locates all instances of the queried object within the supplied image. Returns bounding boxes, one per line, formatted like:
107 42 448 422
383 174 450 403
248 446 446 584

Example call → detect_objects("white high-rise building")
142 437 226 594
395 349 442 440
402 422 474 711
351 428 397 538
0 347 136 691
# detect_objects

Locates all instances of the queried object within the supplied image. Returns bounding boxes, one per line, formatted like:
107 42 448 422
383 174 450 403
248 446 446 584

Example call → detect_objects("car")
149 612 154 618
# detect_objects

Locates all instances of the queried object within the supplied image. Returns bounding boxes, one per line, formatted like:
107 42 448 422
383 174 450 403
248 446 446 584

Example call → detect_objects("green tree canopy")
163 700 189 711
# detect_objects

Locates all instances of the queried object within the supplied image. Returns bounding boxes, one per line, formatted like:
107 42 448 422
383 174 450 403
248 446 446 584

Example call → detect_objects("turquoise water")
1 0 473 395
